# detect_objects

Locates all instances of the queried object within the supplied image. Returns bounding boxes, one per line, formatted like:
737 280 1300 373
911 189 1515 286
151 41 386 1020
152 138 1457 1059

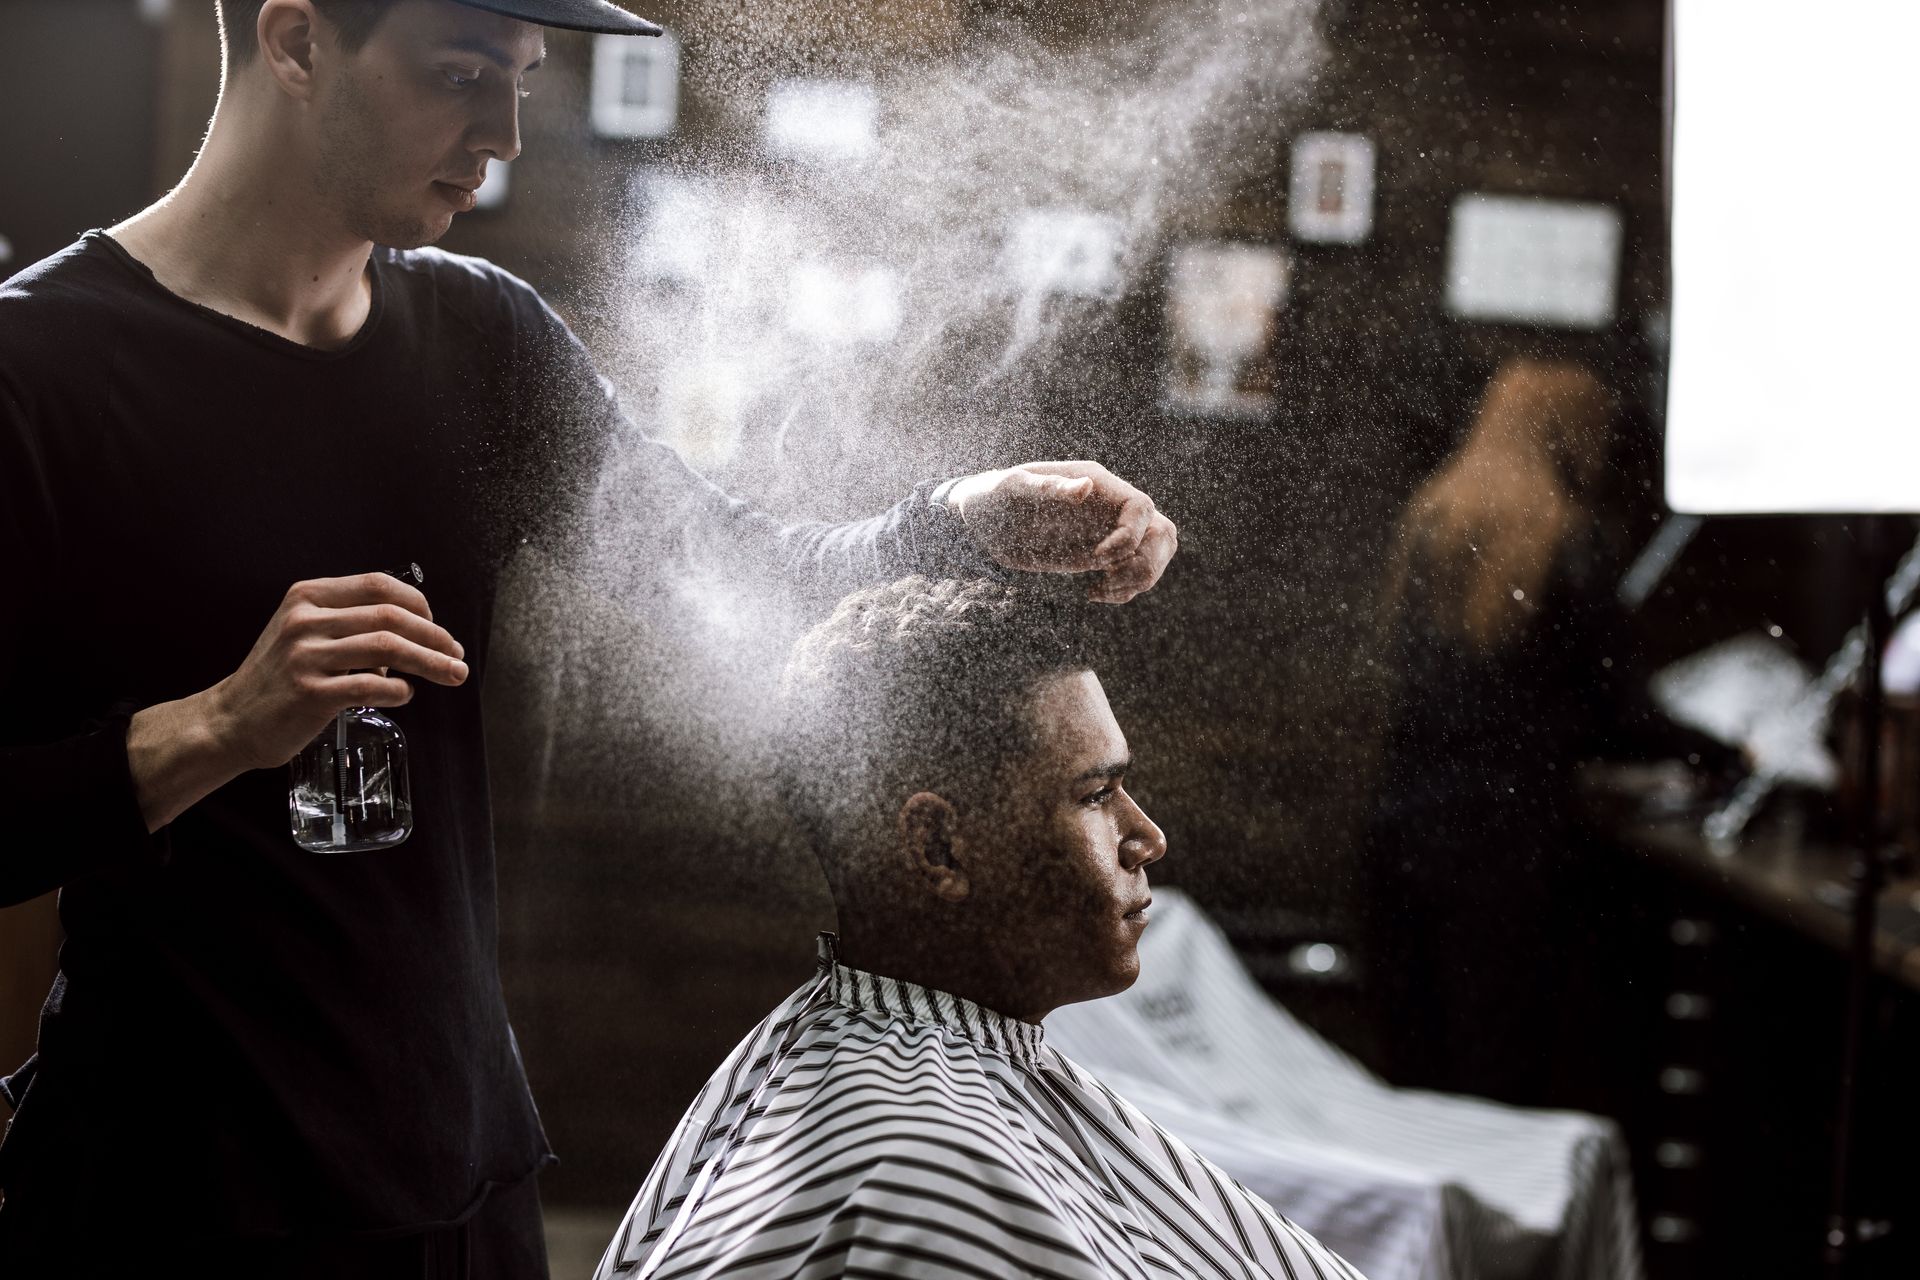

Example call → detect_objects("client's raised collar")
815 932 1047 1068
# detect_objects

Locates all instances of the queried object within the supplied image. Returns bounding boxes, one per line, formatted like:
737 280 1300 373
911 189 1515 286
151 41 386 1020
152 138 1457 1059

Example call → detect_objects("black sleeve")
0 372 161 908
511 296 992 611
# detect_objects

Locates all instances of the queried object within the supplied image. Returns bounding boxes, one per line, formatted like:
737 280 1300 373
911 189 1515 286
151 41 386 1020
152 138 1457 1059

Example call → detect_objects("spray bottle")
287 563 421 853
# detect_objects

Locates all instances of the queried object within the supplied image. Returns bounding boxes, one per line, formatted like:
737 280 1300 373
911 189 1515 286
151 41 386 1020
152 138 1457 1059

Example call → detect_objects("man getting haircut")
596 578 1362 1280
0 1 1179 1274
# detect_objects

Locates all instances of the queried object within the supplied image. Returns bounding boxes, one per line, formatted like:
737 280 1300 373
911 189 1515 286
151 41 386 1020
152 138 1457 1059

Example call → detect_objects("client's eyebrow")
1074 758 1132 784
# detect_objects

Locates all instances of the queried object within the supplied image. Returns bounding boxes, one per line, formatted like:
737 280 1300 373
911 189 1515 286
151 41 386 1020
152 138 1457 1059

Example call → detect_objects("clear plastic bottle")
287 564 421 853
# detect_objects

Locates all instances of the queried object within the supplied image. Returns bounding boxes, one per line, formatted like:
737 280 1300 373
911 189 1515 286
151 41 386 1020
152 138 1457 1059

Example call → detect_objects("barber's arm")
0 379 469 903
940 461 1178 604
0 710 157 908
123 574 470 833
3 587 465 908
525 307 1177 605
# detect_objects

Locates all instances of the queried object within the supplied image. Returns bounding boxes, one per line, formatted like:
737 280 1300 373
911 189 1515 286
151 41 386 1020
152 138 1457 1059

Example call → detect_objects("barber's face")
969 670 1167 1013
309 0 542 248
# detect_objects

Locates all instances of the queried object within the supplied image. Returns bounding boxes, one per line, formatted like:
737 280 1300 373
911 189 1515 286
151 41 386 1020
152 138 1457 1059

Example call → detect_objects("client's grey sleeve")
513 300 991 609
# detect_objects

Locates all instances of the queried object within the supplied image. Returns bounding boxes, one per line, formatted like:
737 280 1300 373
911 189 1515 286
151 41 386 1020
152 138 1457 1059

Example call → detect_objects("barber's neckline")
85 229 388 362
816 933 1048 1068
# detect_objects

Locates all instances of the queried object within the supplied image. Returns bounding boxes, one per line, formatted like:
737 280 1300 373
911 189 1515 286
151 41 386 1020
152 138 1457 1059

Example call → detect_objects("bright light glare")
1665 1 1920 514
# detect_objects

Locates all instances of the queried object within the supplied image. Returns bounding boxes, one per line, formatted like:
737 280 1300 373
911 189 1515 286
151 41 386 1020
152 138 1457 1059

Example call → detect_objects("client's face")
969 670 1167 1014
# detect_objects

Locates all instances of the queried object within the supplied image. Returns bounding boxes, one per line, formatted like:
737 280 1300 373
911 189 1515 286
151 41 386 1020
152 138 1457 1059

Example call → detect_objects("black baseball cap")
451 0 663 37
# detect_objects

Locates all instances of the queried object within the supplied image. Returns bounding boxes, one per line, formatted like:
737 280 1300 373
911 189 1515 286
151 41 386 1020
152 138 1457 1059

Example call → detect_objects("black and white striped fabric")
595 936 1367 1280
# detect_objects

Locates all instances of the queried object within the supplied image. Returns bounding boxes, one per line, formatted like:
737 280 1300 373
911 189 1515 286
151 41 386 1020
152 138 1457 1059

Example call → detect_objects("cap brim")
450 0 664 37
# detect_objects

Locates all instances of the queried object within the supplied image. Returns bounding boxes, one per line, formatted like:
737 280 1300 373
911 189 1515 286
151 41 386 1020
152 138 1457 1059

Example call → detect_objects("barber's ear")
898 792 970 904
257 0 321 100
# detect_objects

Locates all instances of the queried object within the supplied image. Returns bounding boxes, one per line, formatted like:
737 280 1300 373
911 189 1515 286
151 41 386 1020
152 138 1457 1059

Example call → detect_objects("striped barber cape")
595 936 1366 1280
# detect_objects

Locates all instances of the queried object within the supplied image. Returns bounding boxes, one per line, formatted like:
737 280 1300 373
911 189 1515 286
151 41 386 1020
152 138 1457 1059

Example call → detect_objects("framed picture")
763 80 879 163
591 31 680 140
1288 132 1375 244
1004 209 1125 300
1163 241 1289 417
1444 195 1622 328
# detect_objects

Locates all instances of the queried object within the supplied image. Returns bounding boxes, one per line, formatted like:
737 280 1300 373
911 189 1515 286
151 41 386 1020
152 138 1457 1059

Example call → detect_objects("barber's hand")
208 573 469 771
947 461 1178 604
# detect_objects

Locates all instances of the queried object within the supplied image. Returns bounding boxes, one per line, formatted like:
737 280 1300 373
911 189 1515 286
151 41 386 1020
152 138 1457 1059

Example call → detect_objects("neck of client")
834 917 1054 1026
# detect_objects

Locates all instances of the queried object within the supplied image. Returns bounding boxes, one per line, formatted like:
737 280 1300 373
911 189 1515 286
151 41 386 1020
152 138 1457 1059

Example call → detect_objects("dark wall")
0 0 163 269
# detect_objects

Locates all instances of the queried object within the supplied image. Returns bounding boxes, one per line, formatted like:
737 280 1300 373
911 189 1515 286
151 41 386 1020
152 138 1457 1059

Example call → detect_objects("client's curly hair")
779 577 1090 888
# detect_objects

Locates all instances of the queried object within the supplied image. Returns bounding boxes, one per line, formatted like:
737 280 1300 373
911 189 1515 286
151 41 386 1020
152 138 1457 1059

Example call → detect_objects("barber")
0 1 1176 1275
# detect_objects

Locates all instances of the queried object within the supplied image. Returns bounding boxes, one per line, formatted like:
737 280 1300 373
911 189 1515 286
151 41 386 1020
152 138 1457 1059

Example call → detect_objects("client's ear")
898 792 971 903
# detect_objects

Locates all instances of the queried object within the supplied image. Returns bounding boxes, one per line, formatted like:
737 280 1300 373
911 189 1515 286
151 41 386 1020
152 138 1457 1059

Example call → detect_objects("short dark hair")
779 577 1092 891
217 0 392 65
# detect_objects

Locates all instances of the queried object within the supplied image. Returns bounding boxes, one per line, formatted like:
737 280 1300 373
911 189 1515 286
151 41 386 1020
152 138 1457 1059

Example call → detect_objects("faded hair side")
217 0 392 66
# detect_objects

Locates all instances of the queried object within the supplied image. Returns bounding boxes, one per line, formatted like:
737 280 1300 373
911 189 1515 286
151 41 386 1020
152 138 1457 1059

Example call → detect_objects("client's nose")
1119 792 1167 870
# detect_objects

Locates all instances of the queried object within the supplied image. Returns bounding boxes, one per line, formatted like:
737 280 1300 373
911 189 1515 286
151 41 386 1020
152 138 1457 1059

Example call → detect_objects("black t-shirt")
0 233 978 1239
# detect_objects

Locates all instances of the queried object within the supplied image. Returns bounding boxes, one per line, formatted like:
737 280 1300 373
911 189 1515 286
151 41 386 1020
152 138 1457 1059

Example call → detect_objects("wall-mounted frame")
1004 209 1125 300
1163 241 1289 417
1444 194 1622 328
763 80 879 163
591 31 680 140
1288 132 1375 245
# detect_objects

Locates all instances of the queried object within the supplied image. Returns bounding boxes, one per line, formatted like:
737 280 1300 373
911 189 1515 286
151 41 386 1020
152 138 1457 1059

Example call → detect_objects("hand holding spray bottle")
287 563 422 853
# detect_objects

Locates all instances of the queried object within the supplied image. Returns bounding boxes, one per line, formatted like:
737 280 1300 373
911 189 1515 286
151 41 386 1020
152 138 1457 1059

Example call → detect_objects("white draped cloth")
1046 891 1644 1280
595 936 1367 1280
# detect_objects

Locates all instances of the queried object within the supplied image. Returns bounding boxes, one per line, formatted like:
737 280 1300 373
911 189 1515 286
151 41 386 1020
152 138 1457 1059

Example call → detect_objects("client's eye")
1083 786 1115 807
443 69 480 89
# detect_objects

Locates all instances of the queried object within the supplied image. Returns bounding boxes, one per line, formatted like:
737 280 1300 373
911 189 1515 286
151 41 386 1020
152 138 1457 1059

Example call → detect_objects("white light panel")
1665 0 1920 514
1444 195 1621 329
